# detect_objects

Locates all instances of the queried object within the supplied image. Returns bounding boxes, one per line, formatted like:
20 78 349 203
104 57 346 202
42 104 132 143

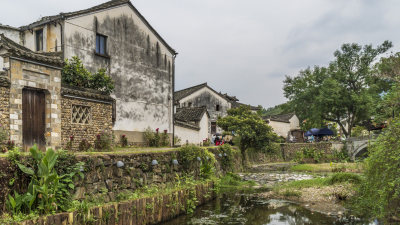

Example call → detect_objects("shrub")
62 57 114 94
326 172 362 185
350 118 400 221
174 135 181 146
178 145 216 179
6 146 84 215
78 139 92 151
160 130 170 147
218 144 237 171
94 131 113 151
143 127 169 147
120 134 128 147
294 147 323 163
202 138 211 146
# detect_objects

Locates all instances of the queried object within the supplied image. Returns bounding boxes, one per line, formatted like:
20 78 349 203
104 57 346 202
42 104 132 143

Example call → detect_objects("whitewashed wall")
0 27 20 71
62 4 174 134
175 113 209 145
269 121 291 138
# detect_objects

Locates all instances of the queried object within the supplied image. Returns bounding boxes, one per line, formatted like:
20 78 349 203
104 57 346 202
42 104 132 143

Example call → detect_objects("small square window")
72 105 91 124
36 29 43 51
188 102 192 107
96 34 107 55
216 104 220 111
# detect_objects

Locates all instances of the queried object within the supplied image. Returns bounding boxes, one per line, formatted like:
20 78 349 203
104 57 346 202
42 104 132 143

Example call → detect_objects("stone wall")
0 76 10 132
281 143 337 161
0 147 235 214
8 58 62 149
61 94 113 150
20 182 214 225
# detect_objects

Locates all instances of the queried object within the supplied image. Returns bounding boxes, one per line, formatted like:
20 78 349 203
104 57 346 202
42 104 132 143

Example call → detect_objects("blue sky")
1 0 399 108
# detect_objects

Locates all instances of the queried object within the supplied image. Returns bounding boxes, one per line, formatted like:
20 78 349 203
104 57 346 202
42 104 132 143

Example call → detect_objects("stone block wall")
20 182 214 225
61 96 113 150
0 147 234 214
281 142 335 161
8 58 62 149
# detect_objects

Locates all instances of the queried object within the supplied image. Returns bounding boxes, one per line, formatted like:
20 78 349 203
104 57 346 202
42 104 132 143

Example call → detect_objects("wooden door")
22 89 46 150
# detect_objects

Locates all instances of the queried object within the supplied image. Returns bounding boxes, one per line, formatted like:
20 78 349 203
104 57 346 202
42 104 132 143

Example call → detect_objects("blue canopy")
304 128 334 137
304 128 320 137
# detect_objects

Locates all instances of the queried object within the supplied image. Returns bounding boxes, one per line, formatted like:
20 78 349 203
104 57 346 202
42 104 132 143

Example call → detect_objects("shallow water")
162 192 377 225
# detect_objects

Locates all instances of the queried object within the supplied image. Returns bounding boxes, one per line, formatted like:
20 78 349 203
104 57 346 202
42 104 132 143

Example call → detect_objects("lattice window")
71 105 91 124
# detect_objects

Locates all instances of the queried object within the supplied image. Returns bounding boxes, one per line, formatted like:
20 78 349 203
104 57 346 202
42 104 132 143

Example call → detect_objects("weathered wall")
62 4 174 140
289 115 300 130
61 95 113 150
8 58 62 149
175 113 210 145
0 76 10 131
22 23 62 53
0 26 21 70
178 87 230 134
175 125 201 145
269 120 291 138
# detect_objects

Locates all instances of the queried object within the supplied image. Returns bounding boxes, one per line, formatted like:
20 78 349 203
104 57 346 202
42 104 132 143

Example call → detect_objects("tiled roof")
20 0 177 55
230 101 260 111
175 106 209 122
0 24 20 31
175 83 208 102
263 113 295 123
174 120 200 131
61 85 114 102
175 82 234 103
0 34 64 67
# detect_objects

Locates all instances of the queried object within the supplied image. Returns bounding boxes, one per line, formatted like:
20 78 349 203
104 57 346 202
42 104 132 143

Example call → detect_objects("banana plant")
8 145 61 215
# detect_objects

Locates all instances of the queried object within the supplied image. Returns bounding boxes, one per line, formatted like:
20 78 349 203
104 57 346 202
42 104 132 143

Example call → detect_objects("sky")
1 0 400 108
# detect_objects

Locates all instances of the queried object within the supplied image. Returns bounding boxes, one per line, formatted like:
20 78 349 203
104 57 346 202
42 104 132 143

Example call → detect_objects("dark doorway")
211 122 217 134
22 89 46 150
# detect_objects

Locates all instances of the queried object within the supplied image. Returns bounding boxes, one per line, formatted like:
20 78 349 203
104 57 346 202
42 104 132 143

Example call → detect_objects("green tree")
217 106 279 166
283 41 392 137
351 117 400 222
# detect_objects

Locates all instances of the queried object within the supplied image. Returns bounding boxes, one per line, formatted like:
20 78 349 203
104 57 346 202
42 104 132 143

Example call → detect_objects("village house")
174 106 210 145
174 82 259 135
0 0 176 149
263 113 301 140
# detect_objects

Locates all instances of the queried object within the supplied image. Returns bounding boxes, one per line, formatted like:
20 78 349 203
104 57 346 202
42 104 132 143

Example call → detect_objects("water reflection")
162 192 376 225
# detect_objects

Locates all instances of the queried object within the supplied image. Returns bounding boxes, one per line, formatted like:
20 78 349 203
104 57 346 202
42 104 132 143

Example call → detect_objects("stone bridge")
346 135 377 160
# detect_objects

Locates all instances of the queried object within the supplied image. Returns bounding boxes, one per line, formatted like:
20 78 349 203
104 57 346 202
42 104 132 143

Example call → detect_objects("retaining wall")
18 182 215 225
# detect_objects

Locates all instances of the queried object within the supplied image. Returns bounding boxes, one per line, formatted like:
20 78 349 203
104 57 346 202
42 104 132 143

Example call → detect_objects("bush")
326 172 362 185
94 131 113 151
78 139 92 151
62 57 114 94
350 118 400 221
6 146 84 215
120 134 128 147
143 127 169 147
218 144 237 171
294 147 323 163
178 145 216 179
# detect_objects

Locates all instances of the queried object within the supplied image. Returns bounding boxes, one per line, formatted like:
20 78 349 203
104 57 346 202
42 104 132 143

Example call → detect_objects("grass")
290 162 364 173
217 173 256 191
274 172 362 192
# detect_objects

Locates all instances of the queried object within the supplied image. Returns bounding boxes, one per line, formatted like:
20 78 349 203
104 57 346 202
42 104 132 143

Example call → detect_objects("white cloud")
1 0 400 108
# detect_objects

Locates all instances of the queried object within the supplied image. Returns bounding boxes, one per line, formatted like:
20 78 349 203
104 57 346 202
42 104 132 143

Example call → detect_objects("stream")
162 164 378 225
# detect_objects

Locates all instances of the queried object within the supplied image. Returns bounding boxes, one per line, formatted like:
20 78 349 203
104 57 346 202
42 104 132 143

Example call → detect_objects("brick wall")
61 96 113 150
